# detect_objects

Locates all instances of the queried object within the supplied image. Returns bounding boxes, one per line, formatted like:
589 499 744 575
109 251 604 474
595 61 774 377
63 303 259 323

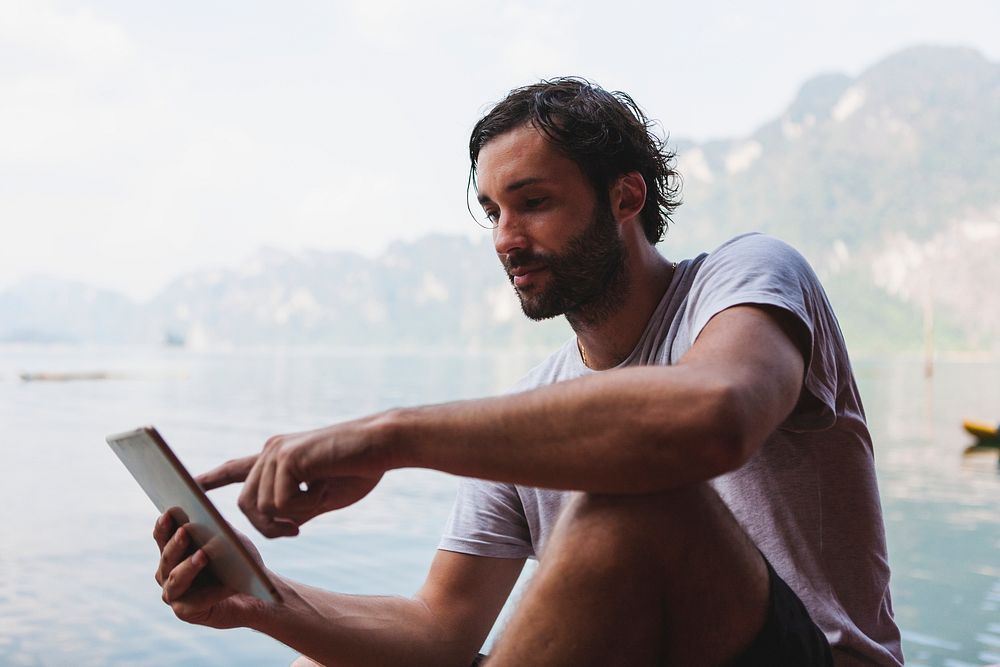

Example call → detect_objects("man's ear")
610 171 647 225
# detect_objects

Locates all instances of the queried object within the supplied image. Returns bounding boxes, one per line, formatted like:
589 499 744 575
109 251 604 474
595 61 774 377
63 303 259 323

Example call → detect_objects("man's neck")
571 246 675 370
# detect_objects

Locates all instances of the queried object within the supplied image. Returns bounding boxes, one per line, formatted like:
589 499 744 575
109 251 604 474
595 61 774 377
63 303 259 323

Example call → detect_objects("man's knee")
544 483 754 578
534 484 770 664
542 486 701 571
554 484 715 541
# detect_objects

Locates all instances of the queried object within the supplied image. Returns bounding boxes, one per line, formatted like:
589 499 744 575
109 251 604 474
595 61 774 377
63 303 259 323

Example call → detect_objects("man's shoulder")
696 233 822 292
706 232 807 264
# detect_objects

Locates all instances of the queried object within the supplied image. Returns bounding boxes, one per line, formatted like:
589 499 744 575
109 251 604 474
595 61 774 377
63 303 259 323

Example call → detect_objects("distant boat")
19 371 116 382
963 419 1000 445
164 331 186 347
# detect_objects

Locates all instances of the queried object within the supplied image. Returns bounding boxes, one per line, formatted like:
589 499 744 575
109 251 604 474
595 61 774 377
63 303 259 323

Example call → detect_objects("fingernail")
193 550 205 566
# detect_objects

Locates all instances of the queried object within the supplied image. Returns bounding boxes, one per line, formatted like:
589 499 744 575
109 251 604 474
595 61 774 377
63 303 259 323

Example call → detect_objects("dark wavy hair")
469 77 681 244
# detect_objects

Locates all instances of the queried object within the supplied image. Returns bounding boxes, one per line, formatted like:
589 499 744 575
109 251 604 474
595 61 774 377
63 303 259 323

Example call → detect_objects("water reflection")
962 445 1000 476
855 360 1000 666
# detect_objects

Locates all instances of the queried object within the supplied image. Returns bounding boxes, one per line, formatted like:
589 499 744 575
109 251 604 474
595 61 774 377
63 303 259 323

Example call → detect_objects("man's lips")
510 265 546 288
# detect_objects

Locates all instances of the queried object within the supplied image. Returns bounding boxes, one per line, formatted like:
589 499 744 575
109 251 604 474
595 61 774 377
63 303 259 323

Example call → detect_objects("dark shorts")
471 558 832 667
728 557 833 667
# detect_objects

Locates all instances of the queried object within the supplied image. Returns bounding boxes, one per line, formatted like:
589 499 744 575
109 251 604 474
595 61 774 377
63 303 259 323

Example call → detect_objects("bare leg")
487 483 770 667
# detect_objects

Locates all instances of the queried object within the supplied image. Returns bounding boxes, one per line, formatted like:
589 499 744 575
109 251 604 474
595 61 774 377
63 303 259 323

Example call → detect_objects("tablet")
106 426 282 603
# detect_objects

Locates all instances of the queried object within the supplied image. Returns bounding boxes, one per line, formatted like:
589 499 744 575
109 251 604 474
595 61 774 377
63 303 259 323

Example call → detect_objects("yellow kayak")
963 420 1000 443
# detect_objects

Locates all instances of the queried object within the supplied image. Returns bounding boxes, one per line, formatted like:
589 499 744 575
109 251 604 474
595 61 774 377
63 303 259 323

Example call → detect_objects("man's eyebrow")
477 177 548 205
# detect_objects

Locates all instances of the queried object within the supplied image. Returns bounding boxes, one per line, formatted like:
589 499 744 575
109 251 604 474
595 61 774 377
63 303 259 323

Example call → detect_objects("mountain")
667 45 1000 352
0 276 142 344
0 238 571 349
2 46 998 353
673 46 1000 250
138 235 570 349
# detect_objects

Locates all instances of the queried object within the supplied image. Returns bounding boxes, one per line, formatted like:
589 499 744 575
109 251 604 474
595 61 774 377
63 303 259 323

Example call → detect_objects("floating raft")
19 371 118 382
963 419 1000 445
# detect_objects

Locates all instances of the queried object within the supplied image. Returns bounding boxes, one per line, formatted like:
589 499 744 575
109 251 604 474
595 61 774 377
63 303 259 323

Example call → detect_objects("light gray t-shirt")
440 233 903 666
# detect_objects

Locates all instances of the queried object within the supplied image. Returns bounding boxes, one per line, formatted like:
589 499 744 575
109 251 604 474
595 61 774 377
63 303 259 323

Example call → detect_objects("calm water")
0 345 998 666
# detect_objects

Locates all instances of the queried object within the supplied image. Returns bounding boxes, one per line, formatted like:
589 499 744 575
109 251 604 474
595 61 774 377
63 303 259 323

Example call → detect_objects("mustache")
502 249 551 274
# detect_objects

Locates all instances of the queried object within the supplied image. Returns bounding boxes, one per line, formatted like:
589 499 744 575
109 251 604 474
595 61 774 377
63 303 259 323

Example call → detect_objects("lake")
1 345 998 666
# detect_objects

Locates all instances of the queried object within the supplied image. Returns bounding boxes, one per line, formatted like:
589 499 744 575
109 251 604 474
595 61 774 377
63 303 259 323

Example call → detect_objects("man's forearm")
248 576 471 667
383 364 752 495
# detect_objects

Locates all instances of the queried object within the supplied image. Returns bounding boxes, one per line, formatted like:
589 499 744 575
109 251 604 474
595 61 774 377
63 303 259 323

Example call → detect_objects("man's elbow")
671 379 763 480
714 379 776 473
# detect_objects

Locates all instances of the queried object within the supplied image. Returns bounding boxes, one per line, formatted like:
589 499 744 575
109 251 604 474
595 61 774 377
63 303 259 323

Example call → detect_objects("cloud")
0 1 139 164
0 0 133 62
494 0 580 77
342 0 466 49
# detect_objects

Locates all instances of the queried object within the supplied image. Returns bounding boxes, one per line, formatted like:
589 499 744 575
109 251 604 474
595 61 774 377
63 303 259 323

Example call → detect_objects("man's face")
476 124 629 324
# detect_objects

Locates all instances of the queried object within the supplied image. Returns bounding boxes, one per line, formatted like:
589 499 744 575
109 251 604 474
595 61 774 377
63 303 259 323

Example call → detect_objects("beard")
501 203 629 327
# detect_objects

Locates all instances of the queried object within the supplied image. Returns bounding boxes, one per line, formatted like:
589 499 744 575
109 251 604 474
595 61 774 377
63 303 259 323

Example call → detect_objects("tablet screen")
106 426 281 603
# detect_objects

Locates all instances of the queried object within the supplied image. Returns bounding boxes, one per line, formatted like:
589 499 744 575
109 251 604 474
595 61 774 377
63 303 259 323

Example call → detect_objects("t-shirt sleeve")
438 477 534 559
684 233 841 432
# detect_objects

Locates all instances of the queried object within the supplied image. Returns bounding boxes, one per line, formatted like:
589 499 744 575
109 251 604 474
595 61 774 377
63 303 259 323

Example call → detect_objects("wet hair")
469 77 681 244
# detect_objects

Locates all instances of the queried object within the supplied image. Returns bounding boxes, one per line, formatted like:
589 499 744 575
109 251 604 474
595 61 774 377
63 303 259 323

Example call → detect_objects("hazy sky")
3 0 999 299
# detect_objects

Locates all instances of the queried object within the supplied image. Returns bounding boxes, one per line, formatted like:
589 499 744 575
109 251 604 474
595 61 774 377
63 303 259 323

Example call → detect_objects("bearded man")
153 78 904 666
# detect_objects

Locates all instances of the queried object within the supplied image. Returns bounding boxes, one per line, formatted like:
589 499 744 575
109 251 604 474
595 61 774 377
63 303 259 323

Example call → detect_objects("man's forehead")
476 125 576 197
478 124 551 170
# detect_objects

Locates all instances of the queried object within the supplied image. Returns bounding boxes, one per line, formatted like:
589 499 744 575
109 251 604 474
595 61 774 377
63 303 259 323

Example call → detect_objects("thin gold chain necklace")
577 261 677 369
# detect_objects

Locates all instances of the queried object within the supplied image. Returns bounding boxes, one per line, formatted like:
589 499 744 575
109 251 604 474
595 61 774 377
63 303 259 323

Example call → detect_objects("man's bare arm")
204 304 804 535
257 552 523 667
155 512 524 667
384 305 806 494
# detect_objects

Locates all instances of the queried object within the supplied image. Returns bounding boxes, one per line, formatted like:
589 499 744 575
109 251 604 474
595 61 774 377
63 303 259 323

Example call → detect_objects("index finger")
195 455 258 491
152 511 175 551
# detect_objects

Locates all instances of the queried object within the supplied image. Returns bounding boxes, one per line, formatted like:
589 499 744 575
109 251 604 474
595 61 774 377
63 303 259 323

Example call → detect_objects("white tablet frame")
106 426 281 603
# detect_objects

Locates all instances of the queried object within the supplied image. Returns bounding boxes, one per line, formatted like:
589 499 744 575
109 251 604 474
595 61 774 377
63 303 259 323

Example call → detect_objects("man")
154 78 904 666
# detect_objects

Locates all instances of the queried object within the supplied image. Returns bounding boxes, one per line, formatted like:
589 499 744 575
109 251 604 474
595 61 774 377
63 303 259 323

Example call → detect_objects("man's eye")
525 197 547 208
484 210 500 224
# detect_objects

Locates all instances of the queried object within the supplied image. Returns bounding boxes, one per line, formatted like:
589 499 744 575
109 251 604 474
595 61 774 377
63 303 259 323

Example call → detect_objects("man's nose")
493 212 529 256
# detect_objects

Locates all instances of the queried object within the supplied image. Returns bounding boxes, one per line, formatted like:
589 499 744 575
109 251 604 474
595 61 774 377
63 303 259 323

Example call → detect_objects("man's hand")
152 511 269 629
197 421 389 538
